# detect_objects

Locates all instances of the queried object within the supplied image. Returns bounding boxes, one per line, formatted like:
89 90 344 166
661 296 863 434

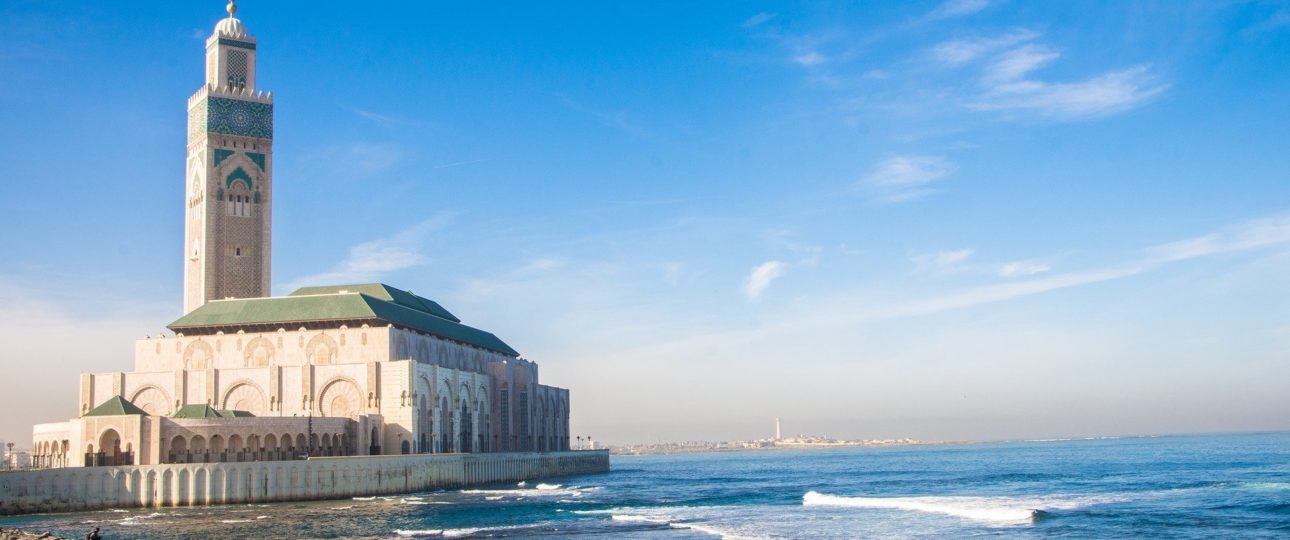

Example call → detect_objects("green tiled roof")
289 284 460 322
84 396 149 417
171 404 253 418
168 283 519 357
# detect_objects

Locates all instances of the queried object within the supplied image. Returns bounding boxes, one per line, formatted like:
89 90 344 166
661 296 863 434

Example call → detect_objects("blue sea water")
2 432 1288 538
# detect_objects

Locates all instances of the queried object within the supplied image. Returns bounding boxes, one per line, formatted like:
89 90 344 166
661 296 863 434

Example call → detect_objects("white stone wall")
0 450 609 515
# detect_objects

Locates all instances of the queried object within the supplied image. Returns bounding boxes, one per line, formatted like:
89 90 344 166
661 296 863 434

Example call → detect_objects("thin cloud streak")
930 30 1039 65
912 248 976 272
972 65 1168 119
744 260 786 300
859 155 954 203
1148 214 1290 263
998 260 1053 278
928 0 993 20
351 108 406 126
281 213 455 291
742 12 777 28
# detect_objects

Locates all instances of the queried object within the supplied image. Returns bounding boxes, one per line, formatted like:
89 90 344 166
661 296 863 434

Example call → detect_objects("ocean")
3 432 1287 538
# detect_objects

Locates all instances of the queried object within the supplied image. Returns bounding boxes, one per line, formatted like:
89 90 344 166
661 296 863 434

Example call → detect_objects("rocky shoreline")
1 529 68 540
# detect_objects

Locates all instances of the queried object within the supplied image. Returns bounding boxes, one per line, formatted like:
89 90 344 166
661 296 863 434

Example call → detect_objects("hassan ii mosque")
27 2 572 469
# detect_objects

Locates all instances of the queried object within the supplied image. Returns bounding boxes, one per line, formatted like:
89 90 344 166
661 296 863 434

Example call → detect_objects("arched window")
226 181 252 217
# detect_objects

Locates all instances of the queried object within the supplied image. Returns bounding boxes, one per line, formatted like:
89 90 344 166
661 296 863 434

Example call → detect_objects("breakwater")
0 450 608 515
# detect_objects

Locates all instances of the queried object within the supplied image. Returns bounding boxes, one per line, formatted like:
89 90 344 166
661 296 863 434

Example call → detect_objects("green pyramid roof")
289 284 460 322
83 396 149 417
168 283 519 356
171 404 255 418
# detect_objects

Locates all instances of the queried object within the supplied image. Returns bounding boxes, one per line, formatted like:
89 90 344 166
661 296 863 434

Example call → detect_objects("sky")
0 0 1288 447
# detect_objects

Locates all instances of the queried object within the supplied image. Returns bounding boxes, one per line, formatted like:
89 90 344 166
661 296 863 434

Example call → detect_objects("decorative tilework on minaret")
183 0 274 314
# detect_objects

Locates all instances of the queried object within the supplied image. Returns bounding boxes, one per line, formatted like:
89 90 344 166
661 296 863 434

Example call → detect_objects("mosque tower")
183 0 274 314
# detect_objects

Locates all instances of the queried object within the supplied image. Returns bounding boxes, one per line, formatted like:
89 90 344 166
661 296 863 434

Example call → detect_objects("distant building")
27 2 571 469
5 449 32 471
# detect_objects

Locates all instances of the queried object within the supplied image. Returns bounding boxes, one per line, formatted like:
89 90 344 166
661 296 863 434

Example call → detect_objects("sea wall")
0 450 608 516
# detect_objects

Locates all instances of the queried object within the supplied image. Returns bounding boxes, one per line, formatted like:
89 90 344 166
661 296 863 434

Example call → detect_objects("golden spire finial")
226 0 237 17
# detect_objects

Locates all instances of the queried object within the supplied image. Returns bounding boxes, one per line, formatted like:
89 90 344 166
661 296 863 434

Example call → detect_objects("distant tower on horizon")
183 0 274 314
775 417 782 440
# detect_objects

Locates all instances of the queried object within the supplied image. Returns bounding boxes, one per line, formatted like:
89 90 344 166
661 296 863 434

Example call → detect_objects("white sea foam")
442 525 529 538
802 491 1127 525
330 505 355 510
674 522 769 540
484 496 503 501
1243 482 1290 491
535 483 561 490
394 529 443 537
401 498 430 505
516 481 528 487
256 516 270 520
393 525 532 538
352 496 376 501
461 486 581 497
611 514 669 524
220 519 253 523
803 491 1038 525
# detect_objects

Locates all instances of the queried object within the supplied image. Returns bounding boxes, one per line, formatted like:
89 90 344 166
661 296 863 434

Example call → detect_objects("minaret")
183 0 274 314
775 417 782 441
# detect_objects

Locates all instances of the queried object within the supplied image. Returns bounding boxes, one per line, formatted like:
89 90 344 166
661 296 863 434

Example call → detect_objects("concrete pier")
0 450 608 515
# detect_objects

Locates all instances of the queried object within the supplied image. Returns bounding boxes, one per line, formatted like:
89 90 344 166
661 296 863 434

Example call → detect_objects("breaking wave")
611 514 669 524
803 491 1051 525
460 484 589 498
394 524 534 538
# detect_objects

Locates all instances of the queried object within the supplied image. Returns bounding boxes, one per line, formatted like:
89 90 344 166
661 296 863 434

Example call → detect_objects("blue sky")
1 0 1288 445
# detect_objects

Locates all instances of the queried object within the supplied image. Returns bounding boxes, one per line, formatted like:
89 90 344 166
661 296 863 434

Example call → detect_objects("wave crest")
803 491 1039 525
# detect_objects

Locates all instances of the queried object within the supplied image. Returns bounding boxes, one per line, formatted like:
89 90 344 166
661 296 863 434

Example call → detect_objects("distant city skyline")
1 1 1288 446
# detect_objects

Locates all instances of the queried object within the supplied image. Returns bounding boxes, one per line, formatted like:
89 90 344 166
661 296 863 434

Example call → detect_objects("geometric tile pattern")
207 97 273 139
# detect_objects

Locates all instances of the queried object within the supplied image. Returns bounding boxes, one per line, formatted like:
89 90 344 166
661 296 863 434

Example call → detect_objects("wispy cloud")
1148 214 1290 263
793 51 826 66
928 0 993 20
927 30 1168 119
744 260 787 300
972 64 1167 119
352 108 406 126
841 214 1290 320
930 30 1038 65
433 158 489 170
984 44 1060 82
520 256 566 273
997 260 1053 278
742 12 777 28
858 155 954 203
282 214 454 291
350 143 404 175
912 247 976 272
